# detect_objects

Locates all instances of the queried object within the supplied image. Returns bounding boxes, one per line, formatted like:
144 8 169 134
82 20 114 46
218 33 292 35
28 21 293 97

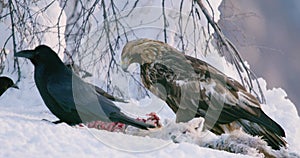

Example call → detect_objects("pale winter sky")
219 0 300 114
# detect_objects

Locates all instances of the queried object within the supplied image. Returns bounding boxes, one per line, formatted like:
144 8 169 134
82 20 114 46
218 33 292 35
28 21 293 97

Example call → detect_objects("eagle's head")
121 38 167 71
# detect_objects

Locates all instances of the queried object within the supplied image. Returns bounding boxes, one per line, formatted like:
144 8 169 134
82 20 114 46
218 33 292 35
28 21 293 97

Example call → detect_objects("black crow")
0 76 18 96
121 38 287 149
15 45 154 130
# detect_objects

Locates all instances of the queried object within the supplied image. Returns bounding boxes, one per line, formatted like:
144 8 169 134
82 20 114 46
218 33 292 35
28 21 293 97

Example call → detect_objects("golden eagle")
121 38 287 150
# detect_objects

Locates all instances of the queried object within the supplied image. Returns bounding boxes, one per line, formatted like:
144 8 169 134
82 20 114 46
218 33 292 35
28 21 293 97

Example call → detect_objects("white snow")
1 0 300 158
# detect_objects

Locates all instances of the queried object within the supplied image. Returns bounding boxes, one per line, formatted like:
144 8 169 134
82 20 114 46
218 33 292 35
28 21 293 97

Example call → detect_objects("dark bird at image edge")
0 76 18 96
15 45 155 130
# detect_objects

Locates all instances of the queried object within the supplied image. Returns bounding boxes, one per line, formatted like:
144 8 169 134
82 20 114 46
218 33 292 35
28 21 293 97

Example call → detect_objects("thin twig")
162 0 168 43
8 0 21 82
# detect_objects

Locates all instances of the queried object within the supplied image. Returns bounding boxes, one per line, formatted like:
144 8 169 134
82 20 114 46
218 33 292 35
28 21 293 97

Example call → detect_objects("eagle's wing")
186 56 285 136
141 54 286 149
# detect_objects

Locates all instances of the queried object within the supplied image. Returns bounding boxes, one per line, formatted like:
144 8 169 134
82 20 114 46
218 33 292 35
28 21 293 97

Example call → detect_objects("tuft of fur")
126 118 299 158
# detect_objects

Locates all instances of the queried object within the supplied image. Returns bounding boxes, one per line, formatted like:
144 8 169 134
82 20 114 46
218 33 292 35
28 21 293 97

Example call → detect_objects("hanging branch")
162 0 168 43
178 0 185 51
8 0 21 82
194 0 265 103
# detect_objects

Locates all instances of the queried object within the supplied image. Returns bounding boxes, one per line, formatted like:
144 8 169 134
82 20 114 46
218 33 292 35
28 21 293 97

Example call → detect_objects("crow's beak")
11 84 19 89
15 50 36 59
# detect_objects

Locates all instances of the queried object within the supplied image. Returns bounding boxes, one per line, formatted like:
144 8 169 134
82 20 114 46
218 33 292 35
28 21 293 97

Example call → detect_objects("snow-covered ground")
1 0 300 157
1 53 300 157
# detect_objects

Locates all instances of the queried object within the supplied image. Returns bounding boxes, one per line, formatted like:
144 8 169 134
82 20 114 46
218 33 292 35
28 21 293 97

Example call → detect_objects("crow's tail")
109 112 155 130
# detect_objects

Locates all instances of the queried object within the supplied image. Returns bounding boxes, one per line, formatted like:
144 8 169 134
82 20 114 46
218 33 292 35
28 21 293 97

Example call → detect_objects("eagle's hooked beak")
120 57 130 72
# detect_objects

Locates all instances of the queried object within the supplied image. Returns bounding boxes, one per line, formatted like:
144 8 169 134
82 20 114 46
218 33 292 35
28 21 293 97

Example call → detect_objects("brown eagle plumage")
121 38 287 150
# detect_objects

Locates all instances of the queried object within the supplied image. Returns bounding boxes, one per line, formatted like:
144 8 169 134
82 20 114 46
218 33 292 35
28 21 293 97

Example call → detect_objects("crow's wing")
71 75 121 122
47 69 155 129
93 84 128 103
70 75 155 129
46 70 75 112
47 70 119 122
